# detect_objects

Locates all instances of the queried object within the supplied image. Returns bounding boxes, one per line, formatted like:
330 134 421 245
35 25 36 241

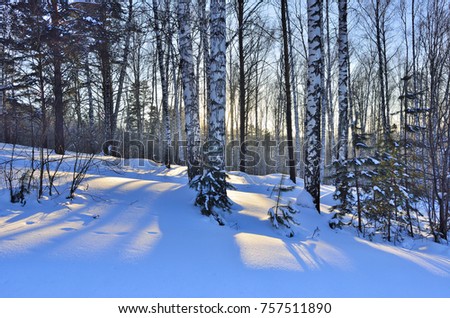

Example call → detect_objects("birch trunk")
337 0 349 162
325 0 336 168
199 0 210 135
209 0 227 171
177 0 201 180
305 0 323 212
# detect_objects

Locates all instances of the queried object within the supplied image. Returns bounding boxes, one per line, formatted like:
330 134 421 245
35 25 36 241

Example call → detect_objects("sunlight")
228 192 273 220
0 208 74 255
235 233 303 271
0 215 74 255
355 238 450 277
121 217 162 261
291 241 353 271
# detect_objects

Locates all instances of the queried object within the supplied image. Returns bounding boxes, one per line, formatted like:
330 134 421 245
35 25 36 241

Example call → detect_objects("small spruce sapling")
330 125 374 230
189 164 234 225
268 175 299 237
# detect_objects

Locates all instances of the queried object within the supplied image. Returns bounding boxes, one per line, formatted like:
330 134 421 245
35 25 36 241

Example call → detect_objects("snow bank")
296 189 316 209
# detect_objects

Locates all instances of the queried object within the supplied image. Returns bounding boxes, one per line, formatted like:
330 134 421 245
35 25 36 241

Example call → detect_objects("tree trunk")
305 0 323 212
112 0 133 139
337 0 349 162
199 0 210 136
99 41 114 143
152 0 172 167
238 0 246 172
325 0 336 169
375 0 389 138
209 0 227 171
281 0 296 184
51 0 64 154
286 0 301 178
177 0 201 180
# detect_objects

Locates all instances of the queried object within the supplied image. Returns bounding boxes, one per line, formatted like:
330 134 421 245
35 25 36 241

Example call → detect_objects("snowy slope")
0 143 449 297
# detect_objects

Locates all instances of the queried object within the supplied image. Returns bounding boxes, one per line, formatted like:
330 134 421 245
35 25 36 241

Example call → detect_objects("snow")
1 143 450 297
296 189 315 209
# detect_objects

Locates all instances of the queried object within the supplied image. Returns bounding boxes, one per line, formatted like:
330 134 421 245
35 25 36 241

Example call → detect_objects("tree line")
0 0 449 241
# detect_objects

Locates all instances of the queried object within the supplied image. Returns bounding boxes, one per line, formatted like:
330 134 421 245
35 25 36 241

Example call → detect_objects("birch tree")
177 0 201 180
337 0 349 162
191 0 231 224
305 0 323 212
332 0 351 222
209 0 227 171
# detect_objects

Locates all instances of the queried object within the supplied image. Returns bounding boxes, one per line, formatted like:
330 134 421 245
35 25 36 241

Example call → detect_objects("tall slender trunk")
325 0 335 167
337 0 349 162
305 0 323 212
209 0 227 171
84 53 95 152
112 0 133 138
199 0 210 136
99 41 114 143
375 0 388 138
177 0 201 180
171 48 184 163
286 1 301 178
51 0 64 154
152 0 172 167
281 0 296 183
238 0 246 172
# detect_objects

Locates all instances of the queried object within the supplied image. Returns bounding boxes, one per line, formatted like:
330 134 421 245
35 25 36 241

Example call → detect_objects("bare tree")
280 0 296 183
177 0 201 180
305 0 323 212
152 0 172 167
337 0 349 162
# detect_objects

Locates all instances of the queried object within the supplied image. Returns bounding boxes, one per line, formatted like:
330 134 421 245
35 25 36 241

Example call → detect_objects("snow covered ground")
1 143 449 297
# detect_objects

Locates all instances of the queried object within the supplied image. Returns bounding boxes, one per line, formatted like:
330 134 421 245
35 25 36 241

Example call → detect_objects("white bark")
209 0 227 170
177 0 201 179
305 0 323 212
337 0 349 162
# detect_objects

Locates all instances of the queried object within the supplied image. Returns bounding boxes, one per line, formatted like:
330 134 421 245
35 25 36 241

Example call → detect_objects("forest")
0 0 449 243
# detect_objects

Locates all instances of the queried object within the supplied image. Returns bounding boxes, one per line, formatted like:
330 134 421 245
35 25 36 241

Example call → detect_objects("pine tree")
363 134 419 242
330 124 375 231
